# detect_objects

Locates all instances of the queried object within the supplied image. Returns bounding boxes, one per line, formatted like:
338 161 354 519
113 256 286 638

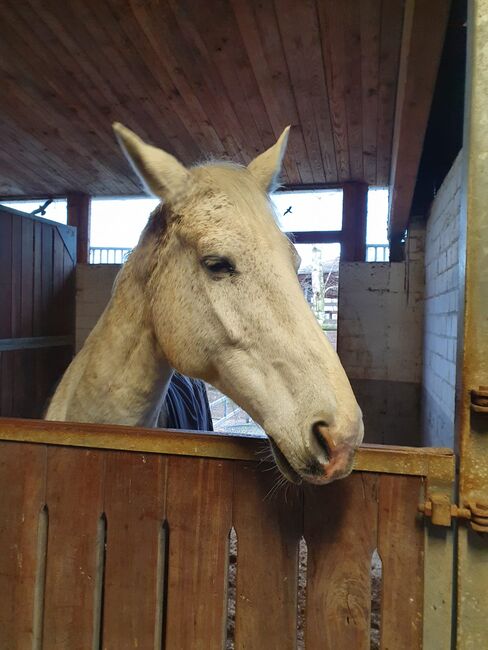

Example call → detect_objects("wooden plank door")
0 205 76 418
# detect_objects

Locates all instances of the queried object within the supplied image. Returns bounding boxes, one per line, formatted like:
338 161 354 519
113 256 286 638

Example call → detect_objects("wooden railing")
0 418 454 649
366 244 390 262
89 246 131 264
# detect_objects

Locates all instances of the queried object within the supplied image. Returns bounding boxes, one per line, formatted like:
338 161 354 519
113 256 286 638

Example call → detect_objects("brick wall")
338 224 425 445
422 153 462 446
75 264 120 351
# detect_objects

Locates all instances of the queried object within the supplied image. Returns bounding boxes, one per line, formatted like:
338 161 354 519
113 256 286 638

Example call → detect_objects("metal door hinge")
418 493 488 532
471 385 488 414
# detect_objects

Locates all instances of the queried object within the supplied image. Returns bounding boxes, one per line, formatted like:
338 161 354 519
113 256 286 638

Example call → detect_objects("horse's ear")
113 122 190 202
248 126 290 193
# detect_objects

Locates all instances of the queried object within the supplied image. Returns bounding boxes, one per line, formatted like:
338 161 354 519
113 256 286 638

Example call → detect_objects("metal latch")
418 493 488 533
471 385 488 414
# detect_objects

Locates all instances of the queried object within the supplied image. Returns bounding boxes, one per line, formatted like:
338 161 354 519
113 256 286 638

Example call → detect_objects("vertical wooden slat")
32 221 42 337
40 225 53 336
102 452 167 649
165 457 232 649
11 215 22 338
20 217 34 338
52 228 64 336
0 210 13 339
43 447 104 650
0 441 46 650
233 462 302 649
378 474 424 650
304 473 378 649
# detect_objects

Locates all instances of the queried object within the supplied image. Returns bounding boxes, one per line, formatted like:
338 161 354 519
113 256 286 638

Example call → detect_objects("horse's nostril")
312 421 335 461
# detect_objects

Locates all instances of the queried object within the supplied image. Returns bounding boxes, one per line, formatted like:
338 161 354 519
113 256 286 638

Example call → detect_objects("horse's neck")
46 266 173 426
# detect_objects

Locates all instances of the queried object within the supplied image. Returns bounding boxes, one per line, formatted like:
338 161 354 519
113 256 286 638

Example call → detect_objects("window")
272 189 342 231
90 197 158 262
0 198 67 224
366 188 390 261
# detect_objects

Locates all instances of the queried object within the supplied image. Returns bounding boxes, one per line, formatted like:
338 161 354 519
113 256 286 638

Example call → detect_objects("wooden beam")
287 231 342 245
0 418 454 479
341 181 368 261
67 192 90 263
388 0 450 240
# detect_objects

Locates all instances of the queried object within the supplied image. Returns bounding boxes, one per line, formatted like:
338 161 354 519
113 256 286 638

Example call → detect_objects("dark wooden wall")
0 206 76 418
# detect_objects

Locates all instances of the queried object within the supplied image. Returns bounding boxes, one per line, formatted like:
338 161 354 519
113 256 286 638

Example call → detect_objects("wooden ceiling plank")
359 0 382 186
388 0 450 239
0 72 122 195
101 0 231 162
274 0 337 183
230 0 311 183
8 0 141 188
376 0 405 186
0 107 106 195
2 2 135 195
167 0 273 166
119 0 244 163
316 0 351 181
0 148 52 196
167 0 287 173
0 114 90 193
343 0 365 181
65 0 202 165
158 0 285 165
21 0 181 176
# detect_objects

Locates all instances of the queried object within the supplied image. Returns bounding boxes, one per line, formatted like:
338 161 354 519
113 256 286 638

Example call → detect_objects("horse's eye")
202 256 236 277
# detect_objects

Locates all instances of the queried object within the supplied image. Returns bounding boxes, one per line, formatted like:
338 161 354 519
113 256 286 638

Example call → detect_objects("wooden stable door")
0 419 455 650
0 205 76 418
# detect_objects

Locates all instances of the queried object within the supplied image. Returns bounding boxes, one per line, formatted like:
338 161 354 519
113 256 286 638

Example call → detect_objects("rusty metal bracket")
419 494 488 533
471 386 488 414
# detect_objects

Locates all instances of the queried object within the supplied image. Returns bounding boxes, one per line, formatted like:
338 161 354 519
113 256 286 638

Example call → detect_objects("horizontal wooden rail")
0 336 73 351
0 417 454 482
286 230 342 244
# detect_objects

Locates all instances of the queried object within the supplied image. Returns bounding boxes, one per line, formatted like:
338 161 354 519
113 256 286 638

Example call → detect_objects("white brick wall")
339 228 425 384
422 152 462 446
75 264 121 351
337 228 425 445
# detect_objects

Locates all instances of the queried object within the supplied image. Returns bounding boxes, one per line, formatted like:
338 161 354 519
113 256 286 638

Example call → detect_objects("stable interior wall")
76 264 120 352
421 152 462 447
337 226 425 446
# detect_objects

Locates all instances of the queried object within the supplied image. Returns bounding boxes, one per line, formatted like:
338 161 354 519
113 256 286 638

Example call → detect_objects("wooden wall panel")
0 441 46 650
304 473 379 649
42 447 104 650
378 474 424 649
0 207 76 418
0 440 428 649
165 457 233 649
102 452 168 650
233 463 302 649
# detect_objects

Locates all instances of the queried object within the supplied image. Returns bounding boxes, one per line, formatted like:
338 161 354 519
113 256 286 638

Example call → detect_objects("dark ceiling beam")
388 0 451 243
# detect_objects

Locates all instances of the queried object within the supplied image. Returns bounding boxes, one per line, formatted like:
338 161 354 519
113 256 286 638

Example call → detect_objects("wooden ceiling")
0 0 449 236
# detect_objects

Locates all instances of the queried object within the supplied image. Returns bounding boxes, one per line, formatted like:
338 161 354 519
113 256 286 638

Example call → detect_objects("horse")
46 123 364 485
